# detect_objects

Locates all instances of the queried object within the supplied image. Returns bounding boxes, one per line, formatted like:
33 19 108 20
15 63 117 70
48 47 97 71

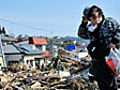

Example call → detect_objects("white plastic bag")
106 48 120 75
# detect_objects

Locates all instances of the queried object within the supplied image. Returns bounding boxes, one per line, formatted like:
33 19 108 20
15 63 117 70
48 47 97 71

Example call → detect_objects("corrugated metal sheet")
3 44 21 54
5 55 22 61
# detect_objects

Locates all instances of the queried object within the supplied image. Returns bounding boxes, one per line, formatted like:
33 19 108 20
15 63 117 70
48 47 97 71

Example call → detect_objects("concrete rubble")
0 48 96 90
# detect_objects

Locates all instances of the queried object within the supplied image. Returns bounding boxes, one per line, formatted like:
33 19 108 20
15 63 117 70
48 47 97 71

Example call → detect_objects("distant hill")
60 36 89 43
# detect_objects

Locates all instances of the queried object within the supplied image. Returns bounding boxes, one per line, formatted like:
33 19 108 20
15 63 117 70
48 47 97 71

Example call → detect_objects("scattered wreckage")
0 48 99 90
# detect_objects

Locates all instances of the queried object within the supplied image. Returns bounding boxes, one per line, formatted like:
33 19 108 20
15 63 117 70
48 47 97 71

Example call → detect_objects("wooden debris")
0 47 93 89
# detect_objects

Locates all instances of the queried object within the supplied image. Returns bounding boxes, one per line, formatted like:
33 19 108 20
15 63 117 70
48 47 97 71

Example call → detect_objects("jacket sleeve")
105 18 120 47
112 24 120 44
77 21 89 39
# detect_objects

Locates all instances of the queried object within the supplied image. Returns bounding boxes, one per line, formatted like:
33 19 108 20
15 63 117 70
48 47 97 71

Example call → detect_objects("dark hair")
87 5 103 20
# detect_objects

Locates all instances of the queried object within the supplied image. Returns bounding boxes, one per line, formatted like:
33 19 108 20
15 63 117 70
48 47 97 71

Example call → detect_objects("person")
78 5 120 90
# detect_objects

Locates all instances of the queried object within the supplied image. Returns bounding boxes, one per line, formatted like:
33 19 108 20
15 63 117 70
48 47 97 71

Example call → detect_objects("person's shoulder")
105 17 118 25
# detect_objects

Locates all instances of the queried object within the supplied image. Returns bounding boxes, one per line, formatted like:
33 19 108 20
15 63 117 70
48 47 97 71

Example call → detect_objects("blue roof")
18 44 43 55
20 45 36 52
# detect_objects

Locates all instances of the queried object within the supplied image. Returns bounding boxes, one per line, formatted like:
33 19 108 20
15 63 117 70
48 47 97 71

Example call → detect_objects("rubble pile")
0 49 93 90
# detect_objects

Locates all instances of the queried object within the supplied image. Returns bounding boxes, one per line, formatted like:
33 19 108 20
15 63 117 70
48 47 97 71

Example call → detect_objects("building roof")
3 44 44 62
18 44 43 55
16 41 29 45
3 44 43 56
3 44 21 54
1 34 17 42
29 37 47 45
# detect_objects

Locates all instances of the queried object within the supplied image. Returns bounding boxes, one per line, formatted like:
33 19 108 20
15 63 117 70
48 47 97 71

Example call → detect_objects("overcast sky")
0 0 120 37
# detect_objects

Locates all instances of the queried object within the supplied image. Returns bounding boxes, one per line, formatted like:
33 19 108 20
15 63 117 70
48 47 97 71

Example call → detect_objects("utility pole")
50 31 54 58
0 26 7 67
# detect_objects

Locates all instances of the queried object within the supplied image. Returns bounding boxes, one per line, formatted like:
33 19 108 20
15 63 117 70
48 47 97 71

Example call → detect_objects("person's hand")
82 16 88 23
109 43 116 48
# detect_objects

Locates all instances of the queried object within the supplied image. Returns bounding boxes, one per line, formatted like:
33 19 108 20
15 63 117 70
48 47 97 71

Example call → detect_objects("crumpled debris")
0 48 94 90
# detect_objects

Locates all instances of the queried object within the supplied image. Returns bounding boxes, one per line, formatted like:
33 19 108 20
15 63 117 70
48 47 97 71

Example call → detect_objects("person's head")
87 5 103 25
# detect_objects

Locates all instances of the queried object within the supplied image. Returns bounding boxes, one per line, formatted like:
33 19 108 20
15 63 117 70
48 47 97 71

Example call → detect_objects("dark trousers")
89 59 118 90
89 76 118 90
97 76 118 90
